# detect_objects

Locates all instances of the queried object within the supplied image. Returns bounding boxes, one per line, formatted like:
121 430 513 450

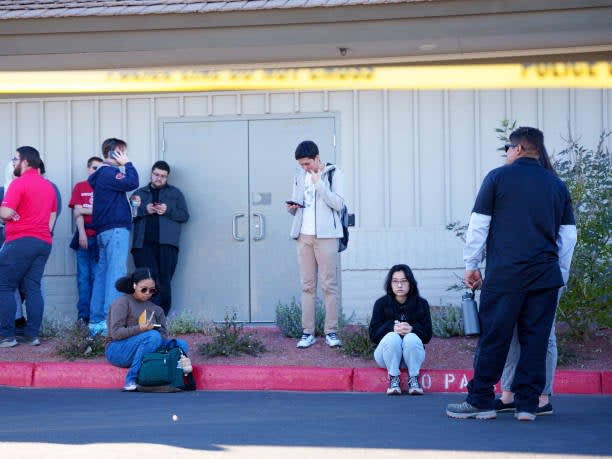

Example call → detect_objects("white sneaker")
123 382 137 391
325 332 342 348
296 333 316 348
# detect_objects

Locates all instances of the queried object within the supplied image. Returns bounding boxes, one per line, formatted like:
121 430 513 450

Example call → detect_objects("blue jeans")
89 228 129 324
0 237 51 338
75 237 98 322
105 330 189 385
374 332 426 377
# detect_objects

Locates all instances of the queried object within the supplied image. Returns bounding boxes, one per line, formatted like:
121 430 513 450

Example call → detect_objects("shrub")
431 305 464 338
198 313 266 357
56 321 105 361
39 317 70 338
554 130 611 338
275 297 353 338
339 323 374 359
167 310 205 335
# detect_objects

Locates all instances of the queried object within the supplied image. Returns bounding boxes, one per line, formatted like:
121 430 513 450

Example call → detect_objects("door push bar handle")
253 212 265 241
232 213 245 241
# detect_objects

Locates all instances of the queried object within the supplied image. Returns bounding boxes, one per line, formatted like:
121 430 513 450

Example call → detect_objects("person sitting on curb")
368 264 432 395
104 268 190 392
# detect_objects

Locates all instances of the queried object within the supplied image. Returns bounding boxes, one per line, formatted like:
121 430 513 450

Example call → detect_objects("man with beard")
0 146 57 347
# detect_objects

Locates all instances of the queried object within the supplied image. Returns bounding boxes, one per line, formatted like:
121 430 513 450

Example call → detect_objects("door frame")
158 112 342 322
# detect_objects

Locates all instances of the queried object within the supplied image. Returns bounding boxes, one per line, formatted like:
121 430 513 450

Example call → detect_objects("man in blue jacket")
87 138 139 335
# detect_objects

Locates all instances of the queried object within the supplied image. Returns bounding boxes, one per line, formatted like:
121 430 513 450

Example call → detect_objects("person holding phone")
87 138 139 336
130 161 190 315
287 140 345 349
368 264 432 395
104 268 190 391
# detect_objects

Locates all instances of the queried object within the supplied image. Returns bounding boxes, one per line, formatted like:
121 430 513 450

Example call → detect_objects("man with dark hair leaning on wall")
131 160 189 315
446 127 577 421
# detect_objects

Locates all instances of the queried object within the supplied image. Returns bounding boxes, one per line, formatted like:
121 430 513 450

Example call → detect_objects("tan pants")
296 234 339 335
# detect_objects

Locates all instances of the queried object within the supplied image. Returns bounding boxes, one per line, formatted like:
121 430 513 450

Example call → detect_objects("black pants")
466 288 558 413
132 243 178 315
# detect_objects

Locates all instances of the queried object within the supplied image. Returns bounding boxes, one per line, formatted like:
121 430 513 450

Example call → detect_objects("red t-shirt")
2 169 57 244
68 180 96 237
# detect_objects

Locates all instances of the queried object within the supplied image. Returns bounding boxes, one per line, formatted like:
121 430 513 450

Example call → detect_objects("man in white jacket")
446 127 577 421
287 140 345 349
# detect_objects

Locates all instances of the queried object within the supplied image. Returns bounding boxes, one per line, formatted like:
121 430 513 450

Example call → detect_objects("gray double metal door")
162 115 336 322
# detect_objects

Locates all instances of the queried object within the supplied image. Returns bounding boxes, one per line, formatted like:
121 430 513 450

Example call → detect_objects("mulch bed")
1 327 609 371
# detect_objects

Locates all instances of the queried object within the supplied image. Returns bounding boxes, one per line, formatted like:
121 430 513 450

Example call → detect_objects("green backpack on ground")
137 343 196 392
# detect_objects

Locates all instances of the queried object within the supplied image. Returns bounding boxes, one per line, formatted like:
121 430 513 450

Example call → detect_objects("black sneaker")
494 399 516 412
536 402 553 416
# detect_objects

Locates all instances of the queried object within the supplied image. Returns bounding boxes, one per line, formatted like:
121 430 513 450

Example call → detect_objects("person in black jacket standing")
369 264 432 395
131 161 190 315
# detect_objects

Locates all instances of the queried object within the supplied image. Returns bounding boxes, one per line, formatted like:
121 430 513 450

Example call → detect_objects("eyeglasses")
504 143 519 152
152 172 168 179
139 287 157 294
391 279 409 285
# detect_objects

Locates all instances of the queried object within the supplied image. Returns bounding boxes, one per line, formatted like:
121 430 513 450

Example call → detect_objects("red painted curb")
194 365 353 392
32 362 126 389
0 361 606 394
601 372 612 394
553 370 601 395
0 362 34 387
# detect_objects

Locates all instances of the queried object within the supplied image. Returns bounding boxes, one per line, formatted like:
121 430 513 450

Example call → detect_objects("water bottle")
461 289 480 336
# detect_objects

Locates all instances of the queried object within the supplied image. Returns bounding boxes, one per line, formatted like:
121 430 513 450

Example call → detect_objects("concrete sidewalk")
1 361 610 393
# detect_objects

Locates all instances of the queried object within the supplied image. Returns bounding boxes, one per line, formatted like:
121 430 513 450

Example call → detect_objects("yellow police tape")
0 62 610 93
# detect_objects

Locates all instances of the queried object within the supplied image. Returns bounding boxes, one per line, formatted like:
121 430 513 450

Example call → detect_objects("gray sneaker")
446 401 496 419
0 337 18 348
515 411 536 421
386 375 401 395
408 376 424 395
296 334 316 349
17 336 40 346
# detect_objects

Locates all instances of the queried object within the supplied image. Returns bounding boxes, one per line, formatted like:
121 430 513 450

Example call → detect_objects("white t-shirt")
300 172 316 235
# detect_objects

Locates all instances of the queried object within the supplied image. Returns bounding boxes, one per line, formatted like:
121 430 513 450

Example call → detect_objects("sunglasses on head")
139 287 156 294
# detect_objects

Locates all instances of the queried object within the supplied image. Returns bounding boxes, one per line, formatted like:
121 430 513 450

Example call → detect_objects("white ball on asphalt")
172 414 178 421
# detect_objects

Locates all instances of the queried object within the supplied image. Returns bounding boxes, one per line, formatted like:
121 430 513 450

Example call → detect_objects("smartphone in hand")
286 200 305 208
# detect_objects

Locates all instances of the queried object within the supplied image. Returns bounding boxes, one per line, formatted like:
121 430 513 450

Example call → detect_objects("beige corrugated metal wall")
0 89 609 321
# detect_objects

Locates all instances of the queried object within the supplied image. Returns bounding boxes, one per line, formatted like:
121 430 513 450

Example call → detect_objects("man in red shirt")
0 146 57 347
68 156 103 324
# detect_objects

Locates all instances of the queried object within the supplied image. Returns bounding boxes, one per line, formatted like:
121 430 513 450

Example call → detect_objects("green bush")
339 323 374 359
56 321 105 361
166 310 205 335
431 305 463 338
275 297 353 338
198 313 266 357
554 130 611 338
